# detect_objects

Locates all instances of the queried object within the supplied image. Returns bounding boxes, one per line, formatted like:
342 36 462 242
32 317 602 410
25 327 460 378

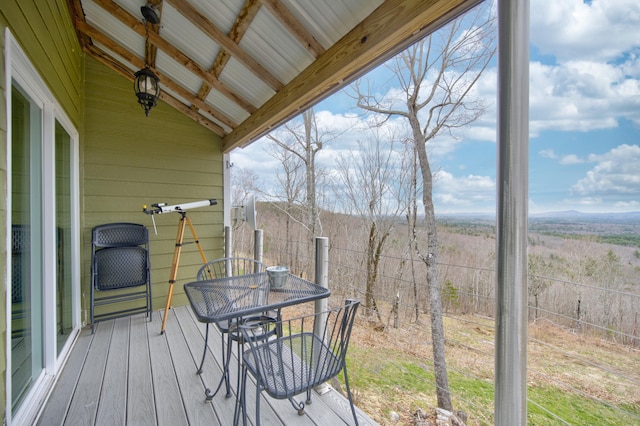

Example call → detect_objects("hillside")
237 204 640 424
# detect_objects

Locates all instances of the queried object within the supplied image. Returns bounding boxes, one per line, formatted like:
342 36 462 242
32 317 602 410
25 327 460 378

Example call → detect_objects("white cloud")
614 200 640 209
434 171 495 212
539 149 557 159
529 60 640 134
559 154 583 165
531 0 640 63
571 144 640 195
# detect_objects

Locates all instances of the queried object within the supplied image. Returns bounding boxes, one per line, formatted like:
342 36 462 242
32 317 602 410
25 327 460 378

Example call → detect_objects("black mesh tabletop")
184 273 330 324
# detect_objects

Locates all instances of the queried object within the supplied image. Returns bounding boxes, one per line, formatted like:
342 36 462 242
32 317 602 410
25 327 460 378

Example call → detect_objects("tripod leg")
186 215 209 266
161 215 187 334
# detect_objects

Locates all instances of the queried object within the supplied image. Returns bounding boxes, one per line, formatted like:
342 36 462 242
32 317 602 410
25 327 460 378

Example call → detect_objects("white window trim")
5 28 81 425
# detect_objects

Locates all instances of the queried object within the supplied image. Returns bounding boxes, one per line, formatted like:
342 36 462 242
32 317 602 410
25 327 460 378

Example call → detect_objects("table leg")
197 323 209 374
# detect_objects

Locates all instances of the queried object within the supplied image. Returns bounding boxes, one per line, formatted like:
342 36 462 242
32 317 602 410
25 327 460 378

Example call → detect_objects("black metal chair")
195 257 269 399
238 299 361 426
90 223 152 333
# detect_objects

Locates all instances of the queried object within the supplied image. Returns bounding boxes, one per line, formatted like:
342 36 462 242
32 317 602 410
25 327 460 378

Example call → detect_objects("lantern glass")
134 67 160 116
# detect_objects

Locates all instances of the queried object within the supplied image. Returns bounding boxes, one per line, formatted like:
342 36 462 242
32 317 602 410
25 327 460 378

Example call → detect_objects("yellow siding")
0 20 7 425
0 0 82 127
82 57 225 317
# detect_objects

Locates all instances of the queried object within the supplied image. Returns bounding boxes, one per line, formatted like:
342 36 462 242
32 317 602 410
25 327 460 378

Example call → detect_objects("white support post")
314 236 330 394
495 0 529 424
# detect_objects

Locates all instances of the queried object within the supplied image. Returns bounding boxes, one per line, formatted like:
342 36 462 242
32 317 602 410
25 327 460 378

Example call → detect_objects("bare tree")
230 166 260 211
263 143 305 268
354 4 496 411
528 254 553 321
267 108 340 240
335 128 409 321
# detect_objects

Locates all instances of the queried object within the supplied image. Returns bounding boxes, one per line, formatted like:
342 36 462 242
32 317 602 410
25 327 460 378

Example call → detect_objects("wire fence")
233 229 640 425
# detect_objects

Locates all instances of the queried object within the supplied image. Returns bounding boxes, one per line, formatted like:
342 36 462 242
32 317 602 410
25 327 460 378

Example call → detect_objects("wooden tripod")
160 211 208 334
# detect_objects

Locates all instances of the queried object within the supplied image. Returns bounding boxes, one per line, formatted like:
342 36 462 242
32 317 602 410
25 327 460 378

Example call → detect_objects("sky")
231 0 640 215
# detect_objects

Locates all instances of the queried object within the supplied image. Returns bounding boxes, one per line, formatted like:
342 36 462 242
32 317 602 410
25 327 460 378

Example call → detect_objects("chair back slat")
239 300 360 424
196 257 266 281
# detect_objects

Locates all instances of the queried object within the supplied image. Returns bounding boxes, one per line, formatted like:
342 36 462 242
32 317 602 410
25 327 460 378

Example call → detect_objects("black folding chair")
90 223 152 333
238 299 360 425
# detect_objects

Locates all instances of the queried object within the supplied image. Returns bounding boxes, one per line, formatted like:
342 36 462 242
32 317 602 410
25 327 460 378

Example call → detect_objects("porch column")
495 0 529 424
314 236 330 394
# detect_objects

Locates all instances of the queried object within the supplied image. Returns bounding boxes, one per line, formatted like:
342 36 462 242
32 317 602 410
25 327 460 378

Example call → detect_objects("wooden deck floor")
36 306 377 425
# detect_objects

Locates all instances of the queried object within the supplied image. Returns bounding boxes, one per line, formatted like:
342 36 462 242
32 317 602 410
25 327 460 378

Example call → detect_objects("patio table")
183 272 331 409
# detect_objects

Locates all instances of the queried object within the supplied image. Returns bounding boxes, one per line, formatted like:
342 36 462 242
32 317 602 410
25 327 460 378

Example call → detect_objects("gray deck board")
127 313 156 426
96 317 129 425
38 306 378 426
35 327 92 425
64 320 112 425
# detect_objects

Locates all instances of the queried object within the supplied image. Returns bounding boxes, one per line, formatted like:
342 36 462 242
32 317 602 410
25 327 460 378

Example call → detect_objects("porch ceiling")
67 0 480 152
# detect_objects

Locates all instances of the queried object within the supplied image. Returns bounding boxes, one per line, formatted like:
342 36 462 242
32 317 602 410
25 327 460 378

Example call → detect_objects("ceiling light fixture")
134 66 160 117
141 2 160 25
135 3 161 116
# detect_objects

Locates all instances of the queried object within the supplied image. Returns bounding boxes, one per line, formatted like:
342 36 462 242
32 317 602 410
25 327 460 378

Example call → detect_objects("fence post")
254 229 263 266
314 236 330 394
224 225 232 257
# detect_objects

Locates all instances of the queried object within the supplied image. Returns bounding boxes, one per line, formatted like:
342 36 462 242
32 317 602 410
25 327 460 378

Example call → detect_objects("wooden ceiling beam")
194 0 262 110
166 0 285 92
92 0 256 113
222 0 481 152
84 44 226 136
143 0 163 67
260 0 325 57
77 21 234 131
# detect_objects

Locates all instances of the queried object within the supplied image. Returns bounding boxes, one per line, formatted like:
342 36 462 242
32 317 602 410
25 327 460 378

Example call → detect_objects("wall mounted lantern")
134 66 160 117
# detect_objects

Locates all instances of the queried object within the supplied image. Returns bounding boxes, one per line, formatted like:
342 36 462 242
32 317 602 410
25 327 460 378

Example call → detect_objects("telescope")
143 198 218 334
143 198 217 215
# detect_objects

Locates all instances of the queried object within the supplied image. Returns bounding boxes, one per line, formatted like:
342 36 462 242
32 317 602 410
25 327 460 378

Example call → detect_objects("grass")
337 314 640 425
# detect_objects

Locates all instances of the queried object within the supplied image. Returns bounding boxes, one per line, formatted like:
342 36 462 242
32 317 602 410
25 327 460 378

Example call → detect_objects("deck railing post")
254 229 263 268
224 225 232 257
314 236 330 394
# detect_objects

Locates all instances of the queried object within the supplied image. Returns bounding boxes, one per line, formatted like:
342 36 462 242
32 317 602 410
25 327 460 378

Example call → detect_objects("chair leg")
287 397 305 415
197 323 209 374
234 365 250 426
254 375 262 426
342 366 360 426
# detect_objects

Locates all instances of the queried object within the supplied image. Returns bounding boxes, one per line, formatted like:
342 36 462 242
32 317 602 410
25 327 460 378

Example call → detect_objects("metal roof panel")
239 7 314 84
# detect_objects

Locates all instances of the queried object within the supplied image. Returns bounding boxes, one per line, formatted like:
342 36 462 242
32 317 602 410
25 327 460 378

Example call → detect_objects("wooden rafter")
76 20 233 131
261 0 325 57
193 0 262 112
143 0 163 67
92 0 256 113
222 0 482 152
166 0 284 92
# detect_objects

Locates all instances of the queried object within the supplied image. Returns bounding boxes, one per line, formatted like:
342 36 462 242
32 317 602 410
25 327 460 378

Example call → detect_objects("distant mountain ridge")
530 210 640 221
440 210 640 221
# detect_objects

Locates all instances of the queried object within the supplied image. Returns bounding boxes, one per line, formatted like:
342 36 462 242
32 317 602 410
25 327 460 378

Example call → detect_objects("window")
6 30 80 423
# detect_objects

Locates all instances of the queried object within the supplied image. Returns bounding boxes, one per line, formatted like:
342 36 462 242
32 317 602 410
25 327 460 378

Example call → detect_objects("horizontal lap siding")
1 0 82 126
83 57 225 321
